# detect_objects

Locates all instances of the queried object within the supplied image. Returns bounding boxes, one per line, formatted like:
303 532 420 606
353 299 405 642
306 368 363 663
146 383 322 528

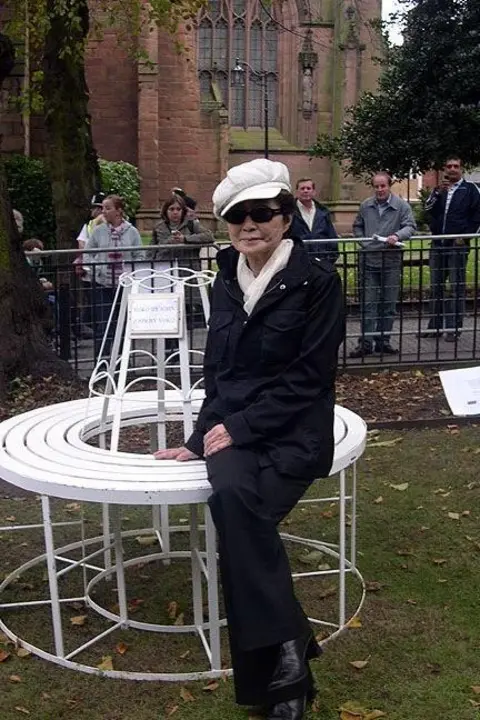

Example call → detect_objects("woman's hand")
154 447 199 461
203 424 233 457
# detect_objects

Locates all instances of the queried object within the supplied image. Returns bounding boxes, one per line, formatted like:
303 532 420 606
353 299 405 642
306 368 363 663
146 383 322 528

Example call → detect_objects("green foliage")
4 154 55 246
99 159 141 220
311 0 480 178
3 155 141 245
411 187 435 232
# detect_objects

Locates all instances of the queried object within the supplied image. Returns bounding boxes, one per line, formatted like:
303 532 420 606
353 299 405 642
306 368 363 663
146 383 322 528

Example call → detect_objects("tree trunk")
0 33 73 398
43 0 100 251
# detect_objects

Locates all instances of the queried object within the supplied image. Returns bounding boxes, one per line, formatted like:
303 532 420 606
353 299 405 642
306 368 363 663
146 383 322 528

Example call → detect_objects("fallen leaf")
369 438 403 448
174 613 185 626
462 510 471 517
8 674 22 683
67 601 84 611
319 585 337 600
16 648 31 658
406 599 417 605
472 686 480 694
321 510 333 519
349 656 370 670
168 601 178 619
0 648 11 662
298 550 324 565
433 558 447 565
14 708 30 715
115 642 128 656
202 681 219 692
135 535 158 546
41 693 51 700
180 687 195 702
339 705 365 720
365 581 384 592
179 650 191 659
389 482 409 491
166 706 179 716
70 615 87 626
373 496 384 504
5 516 16 521
447 512 460 520
347 616 362 629
65 503 81 512
97 655 114 671
365 712 387 719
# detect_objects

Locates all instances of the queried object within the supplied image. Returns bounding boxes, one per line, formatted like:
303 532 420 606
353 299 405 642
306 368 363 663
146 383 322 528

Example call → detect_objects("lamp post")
231 58 269 159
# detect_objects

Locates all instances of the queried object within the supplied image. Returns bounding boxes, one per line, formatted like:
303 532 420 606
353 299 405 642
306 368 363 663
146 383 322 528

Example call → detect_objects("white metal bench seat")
0 394 366 680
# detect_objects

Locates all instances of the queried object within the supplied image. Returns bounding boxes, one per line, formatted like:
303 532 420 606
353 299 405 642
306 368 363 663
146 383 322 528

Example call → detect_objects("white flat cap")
212 158 291 218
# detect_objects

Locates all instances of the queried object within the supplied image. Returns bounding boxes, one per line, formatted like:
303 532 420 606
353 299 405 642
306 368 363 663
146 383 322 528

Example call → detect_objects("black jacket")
185 240 345 478
289 201 339 264
426 179 480 246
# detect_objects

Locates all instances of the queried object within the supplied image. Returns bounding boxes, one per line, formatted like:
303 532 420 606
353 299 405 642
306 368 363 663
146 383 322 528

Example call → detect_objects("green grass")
2 427 480 718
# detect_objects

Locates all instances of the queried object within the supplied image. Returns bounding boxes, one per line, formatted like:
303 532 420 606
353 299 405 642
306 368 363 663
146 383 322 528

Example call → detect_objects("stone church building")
1 0 382 232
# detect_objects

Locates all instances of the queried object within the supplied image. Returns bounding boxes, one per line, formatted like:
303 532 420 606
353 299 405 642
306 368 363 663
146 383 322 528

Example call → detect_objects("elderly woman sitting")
149 193 213 265
155 159 344 719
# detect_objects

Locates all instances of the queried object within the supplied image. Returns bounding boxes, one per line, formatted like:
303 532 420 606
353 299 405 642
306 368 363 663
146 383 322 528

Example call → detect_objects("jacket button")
280 284 286 290
303 281 308 285
243 320 247 325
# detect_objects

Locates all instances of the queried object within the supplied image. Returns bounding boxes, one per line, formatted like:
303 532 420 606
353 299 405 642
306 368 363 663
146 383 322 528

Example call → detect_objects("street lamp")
231 58 269 159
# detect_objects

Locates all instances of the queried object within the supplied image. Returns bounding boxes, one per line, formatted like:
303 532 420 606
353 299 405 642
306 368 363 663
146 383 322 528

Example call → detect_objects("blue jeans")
358 258 401 347
91 285 118 356
427 244 469 331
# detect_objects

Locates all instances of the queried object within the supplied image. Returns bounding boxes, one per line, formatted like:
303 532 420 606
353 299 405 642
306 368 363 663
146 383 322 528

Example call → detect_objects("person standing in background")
422 157 480 341
350 172 416 358
289 178 339 265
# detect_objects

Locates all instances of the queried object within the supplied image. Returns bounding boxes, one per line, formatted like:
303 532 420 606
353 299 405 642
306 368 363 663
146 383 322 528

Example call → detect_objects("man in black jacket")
290 177 339 264
423 157 480 341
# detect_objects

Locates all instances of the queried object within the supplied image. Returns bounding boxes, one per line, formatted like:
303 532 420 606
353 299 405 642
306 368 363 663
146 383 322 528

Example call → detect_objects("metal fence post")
58 284 71 361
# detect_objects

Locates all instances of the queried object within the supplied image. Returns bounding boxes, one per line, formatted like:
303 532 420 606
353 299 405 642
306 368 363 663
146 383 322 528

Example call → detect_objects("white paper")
372 233 405 248
439 366 480 416
128 293 183 338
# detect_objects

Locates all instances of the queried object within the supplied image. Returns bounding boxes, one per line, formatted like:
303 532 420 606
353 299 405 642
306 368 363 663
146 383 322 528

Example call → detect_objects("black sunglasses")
223 206 283 225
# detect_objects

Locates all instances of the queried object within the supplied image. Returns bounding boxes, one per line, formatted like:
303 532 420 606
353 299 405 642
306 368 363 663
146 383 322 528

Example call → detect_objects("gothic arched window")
197 0 278 129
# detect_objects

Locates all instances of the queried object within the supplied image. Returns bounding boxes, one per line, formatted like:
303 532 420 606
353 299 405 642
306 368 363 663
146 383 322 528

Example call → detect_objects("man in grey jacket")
350 173 416 358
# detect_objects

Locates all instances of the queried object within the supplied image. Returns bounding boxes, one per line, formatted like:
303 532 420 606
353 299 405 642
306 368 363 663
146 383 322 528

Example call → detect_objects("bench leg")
42 495 65 657
205 505 221 671
111 505 128 626
190 505 203 630
338 469 346 629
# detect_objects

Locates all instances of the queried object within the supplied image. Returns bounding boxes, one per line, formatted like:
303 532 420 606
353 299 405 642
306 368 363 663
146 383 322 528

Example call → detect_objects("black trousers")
206 446 320 706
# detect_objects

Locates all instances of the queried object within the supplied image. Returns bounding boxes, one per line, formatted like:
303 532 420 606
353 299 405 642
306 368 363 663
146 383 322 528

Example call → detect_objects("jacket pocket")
261 310 306 366
207 311 234 362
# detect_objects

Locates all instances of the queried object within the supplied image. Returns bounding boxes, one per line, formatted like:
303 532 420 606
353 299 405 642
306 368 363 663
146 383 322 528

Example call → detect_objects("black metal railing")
25 235 480 376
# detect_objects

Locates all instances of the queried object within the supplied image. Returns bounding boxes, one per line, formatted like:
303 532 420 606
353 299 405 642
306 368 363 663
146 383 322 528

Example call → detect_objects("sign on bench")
128 294 184 339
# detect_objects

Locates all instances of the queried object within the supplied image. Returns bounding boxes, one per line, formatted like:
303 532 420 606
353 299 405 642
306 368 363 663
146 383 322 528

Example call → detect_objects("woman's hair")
104 194 125 213
23 238 44 251
275 190 296 219
161 193 187 224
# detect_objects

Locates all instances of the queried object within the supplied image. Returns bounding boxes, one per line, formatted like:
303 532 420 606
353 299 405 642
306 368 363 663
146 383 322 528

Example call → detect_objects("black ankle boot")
267 695 307 719
250 661 316 717
267 631 313 693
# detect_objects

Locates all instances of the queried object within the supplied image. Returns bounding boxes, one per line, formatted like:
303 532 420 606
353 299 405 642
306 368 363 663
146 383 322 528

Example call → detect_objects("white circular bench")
0 394 366 681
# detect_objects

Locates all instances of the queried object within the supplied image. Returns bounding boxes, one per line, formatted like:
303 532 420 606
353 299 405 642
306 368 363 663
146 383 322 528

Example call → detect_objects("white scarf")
237 238 293 315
